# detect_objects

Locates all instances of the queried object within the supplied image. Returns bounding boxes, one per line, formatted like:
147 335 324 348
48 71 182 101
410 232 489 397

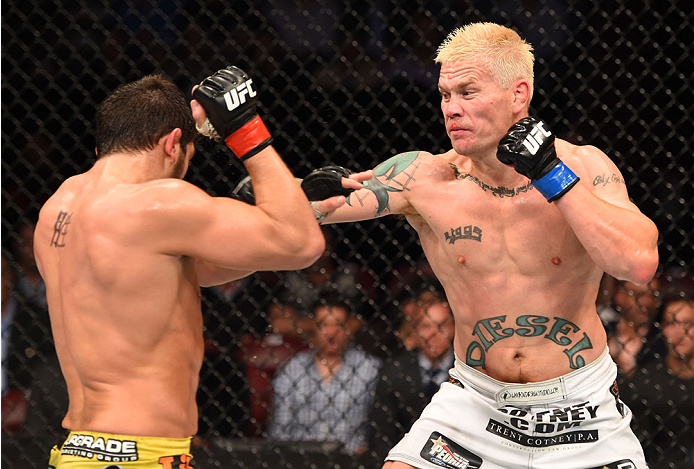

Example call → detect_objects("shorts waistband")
451 346 614 406
60 430 192 460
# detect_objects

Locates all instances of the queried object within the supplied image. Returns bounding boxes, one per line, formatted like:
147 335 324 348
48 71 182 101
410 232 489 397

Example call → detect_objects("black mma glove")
230 176 255 205
497 117 579 202
229 165 354 206
193 66 273 160
301 165 355 201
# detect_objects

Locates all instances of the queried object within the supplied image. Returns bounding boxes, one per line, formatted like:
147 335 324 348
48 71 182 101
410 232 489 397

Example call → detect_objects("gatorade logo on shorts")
419 432 483 469
61 434 138 462
223 80 256 111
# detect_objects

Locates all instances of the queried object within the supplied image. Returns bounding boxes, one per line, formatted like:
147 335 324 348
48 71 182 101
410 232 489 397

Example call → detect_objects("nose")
442 95 463 118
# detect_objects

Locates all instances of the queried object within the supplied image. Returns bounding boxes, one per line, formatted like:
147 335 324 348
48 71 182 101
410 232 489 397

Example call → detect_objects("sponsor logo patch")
495 380 565 405
486 419 598 447
419 432 482 469
61 434 138 462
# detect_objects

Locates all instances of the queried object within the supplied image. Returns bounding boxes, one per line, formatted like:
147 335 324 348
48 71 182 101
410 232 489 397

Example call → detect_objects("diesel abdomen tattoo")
466 315 593 370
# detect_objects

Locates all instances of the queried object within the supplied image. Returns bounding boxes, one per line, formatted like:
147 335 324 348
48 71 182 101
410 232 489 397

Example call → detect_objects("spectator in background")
621 299 694 468
608 277 666 376
12 223 47 311
239 301 311 436
2 243 66 437
1 254 27 432
368 297 454 461
596 273 620 326
1 255 17 396
279 228 365 316
395 288 442 352
268 289 381 454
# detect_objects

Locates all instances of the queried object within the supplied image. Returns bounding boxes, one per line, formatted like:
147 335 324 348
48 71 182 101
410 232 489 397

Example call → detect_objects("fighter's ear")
511 79 531 113
163 128 183 158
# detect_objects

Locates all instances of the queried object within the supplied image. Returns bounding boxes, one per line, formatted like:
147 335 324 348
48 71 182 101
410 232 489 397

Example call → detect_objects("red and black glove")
193 66 273 160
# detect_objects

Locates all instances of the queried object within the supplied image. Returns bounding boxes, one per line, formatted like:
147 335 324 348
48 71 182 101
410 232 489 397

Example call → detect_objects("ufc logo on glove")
522 122 552 155
224 79 257 111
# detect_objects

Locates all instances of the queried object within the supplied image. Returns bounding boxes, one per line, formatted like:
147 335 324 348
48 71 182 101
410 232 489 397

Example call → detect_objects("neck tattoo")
449 163 533 198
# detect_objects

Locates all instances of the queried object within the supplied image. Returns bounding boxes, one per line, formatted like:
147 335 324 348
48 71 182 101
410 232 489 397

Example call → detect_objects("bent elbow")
297 233 326 268
629 249 660 285
282 225 326 269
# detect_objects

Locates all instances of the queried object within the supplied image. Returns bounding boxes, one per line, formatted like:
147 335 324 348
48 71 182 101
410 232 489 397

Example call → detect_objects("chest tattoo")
50 211 73 247
449 163 533 198
444 225 482 244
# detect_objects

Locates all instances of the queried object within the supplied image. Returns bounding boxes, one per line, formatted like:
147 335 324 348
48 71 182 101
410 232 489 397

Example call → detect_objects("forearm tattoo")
449 163 533 198
50 211 73 247
592 173 625 186
466 315 593 370
349 151 418 214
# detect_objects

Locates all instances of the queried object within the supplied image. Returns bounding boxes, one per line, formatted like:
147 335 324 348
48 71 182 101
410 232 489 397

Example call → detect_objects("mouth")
448 125 469 136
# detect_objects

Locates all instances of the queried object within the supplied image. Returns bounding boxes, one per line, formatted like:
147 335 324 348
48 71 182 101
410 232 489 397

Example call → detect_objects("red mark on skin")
552 257 561 265
458 256 466 264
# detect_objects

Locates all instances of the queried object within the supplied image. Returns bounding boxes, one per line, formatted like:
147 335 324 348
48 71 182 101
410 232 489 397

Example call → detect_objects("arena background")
2 1 693 468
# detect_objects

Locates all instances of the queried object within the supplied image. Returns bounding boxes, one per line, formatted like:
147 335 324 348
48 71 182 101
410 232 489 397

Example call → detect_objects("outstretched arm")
317 151 422 224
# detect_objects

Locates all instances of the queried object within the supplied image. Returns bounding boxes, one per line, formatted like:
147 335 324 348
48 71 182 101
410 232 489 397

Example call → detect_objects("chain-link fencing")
2 0 693 468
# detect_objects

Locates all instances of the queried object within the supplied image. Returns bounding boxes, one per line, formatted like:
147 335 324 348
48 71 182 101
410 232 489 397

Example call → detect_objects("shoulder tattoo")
50 211 73 247
349 151 419 214
592 173 625 187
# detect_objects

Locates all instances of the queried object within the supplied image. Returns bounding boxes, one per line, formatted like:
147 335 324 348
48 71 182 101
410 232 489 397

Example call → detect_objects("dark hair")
95 75 198 158
311 288 350 317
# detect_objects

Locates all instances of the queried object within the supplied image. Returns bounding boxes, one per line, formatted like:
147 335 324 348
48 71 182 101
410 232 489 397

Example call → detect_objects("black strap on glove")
300 165 354 201
497 117 579 202
230 165 354 205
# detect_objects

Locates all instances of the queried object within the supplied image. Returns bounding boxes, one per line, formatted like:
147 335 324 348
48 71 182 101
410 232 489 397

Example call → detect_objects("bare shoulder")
372 149 458 183
555 138 632 201
555 139 619 175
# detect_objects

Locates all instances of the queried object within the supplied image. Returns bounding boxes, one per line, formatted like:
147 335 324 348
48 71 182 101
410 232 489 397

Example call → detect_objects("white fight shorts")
385 347 648 469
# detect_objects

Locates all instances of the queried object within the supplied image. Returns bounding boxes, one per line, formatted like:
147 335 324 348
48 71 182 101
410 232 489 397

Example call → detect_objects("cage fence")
2 1 693 468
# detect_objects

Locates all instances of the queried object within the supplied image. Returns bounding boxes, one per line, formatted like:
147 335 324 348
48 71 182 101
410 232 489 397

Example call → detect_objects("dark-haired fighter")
35 68 367 468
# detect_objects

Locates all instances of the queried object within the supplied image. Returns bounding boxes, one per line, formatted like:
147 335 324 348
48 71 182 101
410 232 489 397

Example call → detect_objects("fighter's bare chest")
408 172 575 269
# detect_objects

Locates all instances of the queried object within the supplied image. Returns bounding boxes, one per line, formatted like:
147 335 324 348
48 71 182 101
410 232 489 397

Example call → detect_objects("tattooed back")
33 168 204 438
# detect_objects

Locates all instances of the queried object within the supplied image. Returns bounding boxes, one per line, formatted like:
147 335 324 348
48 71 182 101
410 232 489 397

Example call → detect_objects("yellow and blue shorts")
48 430 194 468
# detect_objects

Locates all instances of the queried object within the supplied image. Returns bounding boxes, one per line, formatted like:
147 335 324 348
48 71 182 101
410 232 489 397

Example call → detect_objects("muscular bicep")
324 151 421 222
141 182 315 272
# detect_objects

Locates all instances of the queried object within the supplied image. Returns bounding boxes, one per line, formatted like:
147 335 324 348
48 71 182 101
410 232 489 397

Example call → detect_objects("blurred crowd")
2 222 693 467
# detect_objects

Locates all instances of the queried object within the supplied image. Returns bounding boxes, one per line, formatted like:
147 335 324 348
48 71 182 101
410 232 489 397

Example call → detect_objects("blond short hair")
435 22 535 99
